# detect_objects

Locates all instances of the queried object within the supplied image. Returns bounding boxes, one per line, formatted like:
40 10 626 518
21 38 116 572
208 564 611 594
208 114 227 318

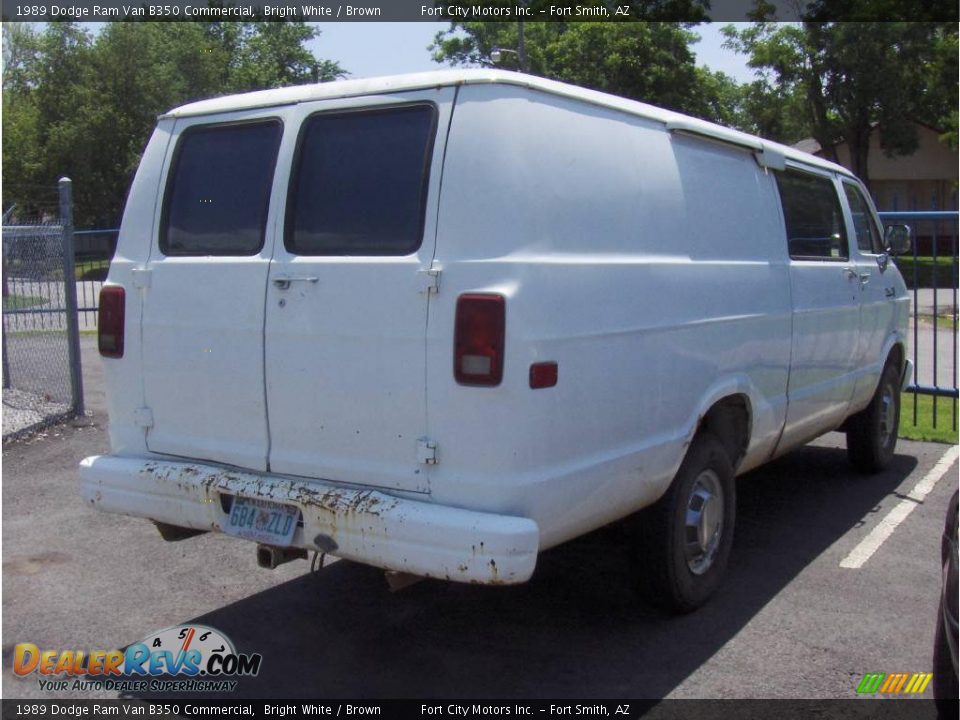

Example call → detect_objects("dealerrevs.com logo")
13 624 262 693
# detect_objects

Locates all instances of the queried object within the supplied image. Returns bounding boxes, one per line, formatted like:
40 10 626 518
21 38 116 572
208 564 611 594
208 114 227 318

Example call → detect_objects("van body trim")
665 121 787 171
79 455 538 585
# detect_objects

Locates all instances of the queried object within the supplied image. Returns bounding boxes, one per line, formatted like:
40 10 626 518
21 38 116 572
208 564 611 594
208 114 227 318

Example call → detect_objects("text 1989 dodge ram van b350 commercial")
80 70 913 612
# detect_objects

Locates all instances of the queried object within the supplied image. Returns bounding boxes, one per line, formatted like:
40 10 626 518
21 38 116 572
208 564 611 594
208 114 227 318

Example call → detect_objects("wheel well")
888 344 904 375
697 396 751 470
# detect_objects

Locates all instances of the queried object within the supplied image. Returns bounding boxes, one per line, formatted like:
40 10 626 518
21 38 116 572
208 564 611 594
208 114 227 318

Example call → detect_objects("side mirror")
884 224 912 256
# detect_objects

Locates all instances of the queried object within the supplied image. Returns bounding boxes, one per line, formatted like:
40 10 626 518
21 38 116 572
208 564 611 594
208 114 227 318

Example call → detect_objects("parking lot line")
840 443 959 569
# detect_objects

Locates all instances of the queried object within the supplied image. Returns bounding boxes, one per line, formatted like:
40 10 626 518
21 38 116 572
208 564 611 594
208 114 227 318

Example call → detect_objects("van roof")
162 69 852 179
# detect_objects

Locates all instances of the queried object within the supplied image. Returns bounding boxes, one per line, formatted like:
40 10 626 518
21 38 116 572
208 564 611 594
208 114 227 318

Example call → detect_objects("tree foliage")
430 21 740 125
723 22 958 186
2 21 346 226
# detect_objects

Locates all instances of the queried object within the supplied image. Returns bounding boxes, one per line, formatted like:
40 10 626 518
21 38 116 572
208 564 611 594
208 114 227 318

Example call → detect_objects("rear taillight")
98 286 125 358
454 293 505 387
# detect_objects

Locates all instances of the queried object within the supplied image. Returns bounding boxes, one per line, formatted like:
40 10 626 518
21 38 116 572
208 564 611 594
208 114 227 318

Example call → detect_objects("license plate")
224 496 299 546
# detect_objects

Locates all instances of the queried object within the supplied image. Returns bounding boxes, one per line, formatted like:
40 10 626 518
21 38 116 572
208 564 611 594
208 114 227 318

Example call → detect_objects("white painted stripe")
840 444 960 569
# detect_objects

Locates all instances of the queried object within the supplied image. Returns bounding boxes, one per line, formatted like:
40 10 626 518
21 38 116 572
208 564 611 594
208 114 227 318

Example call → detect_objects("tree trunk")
847 123 872 190
803 22 839 164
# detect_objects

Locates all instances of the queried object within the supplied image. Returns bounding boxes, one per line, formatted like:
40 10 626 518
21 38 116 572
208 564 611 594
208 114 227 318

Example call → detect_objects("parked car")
79 70 913 612
934 490 959 715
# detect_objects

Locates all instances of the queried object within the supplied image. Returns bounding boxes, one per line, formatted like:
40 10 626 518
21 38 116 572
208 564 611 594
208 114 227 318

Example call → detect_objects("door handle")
273 275 318 290
842 266 858 280
885 287 896 298
859 273 871 287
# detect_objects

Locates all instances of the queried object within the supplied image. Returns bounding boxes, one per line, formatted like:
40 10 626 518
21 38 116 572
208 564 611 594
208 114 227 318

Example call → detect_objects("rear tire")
636 432 736 613
846 360 901 473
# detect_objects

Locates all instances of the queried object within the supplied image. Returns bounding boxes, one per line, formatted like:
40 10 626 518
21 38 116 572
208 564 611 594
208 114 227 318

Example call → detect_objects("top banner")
2 0 957 22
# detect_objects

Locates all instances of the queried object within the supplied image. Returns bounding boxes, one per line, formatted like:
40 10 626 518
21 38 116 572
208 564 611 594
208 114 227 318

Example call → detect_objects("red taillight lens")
529 361 558 389
98 286 125 358
454 293 505 387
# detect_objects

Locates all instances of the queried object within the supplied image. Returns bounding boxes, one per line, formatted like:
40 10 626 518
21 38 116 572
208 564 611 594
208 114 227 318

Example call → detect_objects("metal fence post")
2 321 9 390
59 177 85 417
2 225 8 388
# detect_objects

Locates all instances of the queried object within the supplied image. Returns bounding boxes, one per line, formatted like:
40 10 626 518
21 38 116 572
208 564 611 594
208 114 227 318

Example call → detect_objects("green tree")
1 21 346 226
2 23 42 212
803 0 957 22
2 23 93 220
723 22 958 187
692 67 750 131
72 22 227 224
205 22 346 91
430 21 739 125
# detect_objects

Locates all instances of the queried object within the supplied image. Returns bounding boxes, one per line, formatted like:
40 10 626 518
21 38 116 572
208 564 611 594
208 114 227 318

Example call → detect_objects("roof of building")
163 69 853 178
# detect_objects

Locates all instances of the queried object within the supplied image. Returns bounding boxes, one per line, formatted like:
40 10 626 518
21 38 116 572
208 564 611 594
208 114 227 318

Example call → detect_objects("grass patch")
894 256 958 290
900 392 959 444
2 294 48 310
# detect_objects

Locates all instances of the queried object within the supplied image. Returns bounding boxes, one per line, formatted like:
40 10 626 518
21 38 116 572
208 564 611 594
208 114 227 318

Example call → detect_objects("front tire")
636 432 736 613
847 359 901 473
933 595 959 717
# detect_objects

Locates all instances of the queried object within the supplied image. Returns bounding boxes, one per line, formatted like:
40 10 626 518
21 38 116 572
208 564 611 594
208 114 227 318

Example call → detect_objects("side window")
286 104 437 256
843 182 884 254
775 170 849 261
161 121 282 256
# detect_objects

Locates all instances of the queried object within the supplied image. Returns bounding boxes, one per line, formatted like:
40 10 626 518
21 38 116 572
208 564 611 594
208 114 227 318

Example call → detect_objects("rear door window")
776 170 849 261
285 104 437 256
161 121 282 256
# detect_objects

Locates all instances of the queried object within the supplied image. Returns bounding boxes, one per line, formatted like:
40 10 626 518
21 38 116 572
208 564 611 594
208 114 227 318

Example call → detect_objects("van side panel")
429 86 792 549
102 122 174 457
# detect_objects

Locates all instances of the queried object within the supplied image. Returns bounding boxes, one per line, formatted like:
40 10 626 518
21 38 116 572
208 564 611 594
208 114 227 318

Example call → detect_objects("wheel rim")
684 469 724 576
878 379 898 450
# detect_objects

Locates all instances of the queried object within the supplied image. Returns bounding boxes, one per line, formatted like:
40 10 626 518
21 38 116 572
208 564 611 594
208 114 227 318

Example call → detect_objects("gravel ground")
1 387 71 439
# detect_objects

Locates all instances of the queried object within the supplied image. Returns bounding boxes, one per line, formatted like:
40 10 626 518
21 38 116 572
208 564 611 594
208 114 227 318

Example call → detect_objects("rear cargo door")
142 111 286 471
264 88 454 493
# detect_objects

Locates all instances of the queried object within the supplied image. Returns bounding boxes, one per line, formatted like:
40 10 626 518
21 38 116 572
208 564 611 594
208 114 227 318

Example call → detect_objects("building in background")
795 122 958 255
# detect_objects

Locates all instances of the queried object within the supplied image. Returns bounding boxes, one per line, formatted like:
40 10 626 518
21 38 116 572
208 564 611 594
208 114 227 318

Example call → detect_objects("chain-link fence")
2 179 84 440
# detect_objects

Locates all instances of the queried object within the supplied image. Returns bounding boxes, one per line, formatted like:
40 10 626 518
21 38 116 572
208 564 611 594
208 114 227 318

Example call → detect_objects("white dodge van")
80 70 912 612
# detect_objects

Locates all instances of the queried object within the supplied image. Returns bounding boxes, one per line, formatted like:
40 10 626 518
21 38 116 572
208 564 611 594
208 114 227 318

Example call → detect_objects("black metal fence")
881 210 959 433
73 228 116 328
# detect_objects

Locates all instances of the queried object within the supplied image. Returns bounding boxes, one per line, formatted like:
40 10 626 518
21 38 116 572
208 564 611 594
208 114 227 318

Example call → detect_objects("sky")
310 22 760 84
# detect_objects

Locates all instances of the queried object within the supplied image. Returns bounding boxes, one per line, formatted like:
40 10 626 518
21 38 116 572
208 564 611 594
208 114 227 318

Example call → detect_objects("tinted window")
287 104 436 256
776 171 848 261
843 183 884 254
162 121 281 256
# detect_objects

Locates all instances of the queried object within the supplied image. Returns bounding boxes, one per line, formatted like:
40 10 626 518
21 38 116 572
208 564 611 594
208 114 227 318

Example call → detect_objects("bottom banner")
0 699 950 720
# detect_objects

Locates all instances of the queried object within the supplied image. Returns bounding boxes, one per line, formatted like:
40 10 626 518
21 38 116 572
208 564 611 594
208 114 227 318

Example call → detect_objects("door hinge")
416 438 438 465
134 407 154 428
131 268 152 289
419 266 441 295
